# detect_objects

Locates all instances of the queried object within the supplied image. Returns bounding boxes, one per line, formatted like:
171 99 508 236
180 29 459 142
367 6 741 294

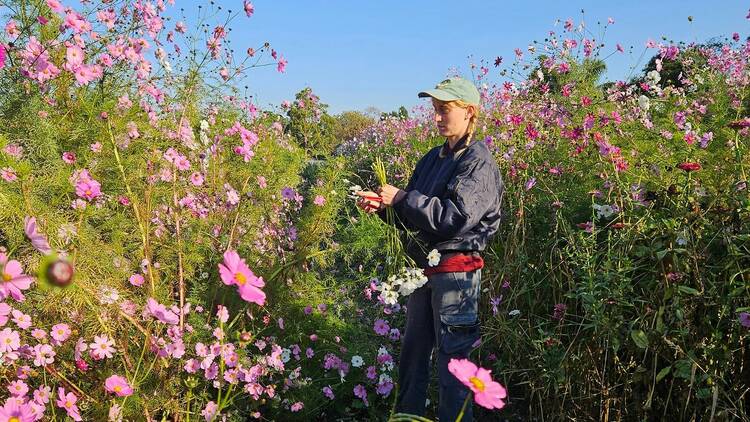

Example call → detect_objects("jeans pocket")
439 314 480 355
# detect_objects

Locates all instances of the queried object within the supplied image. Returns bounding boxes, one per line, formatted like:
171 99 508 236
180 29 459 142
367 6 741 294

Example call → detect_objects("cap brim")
417 89 460 101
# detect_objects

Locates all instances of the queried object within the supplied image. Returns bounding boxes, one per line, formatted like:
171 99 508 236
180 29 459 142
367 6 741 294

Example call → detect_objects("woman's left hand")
378 184 407 207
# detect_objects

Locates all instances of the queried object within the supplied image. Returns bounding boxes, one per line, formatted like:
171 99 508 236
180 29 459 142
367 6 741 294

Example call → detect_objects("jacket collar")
439 132 472 159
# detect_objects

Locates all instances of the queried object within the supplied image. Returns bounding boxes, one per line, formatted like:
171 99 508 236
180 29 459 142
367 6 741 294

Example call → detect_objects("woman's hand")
355 190 383 214
378 184 407 207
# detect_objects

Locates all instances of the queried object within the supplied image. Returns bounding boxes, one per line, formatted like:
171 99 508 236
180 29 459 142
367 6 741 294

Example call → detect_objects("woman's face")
432 99 472 139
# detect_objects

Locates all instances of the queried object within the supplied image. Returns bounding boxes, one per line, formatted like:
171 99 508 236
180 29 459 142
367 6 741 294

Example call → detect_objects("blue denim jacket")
383 135 504 267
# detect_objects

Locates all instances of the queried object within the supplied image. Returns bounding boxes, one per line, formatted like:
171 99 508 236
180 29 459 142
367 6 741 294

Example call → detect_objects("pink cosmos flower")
33 385 51 404
190 172 204 186
201 401 218 420
277 56 287 73
46 0 64 13
243 1 254 17
129 273 145 287
56 388 82 421
62 151 76 164
218 250 266 305
146 298 179 325
290 402 304 412
0 328 20 353
0 254 33 302
24 216 52 255
447 358 507 410
1 168 17 182
0 398 35 422
65 46 84 69
51 323 71 343
33 344 55 366
75 178 102 201
0 302 11 325
89 334 115 359
8 379 28 396
313 195 326 206
104 375 133 397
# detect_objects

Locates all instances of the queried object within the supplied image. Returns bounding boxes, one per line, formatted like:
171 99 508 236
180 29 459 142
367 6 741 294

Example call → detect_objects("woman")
357 77 504 421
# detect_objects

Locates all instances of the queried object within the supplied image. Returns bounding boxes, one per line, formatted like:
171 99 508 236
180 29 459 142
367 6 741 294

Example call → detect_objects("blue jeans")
396 270 481 421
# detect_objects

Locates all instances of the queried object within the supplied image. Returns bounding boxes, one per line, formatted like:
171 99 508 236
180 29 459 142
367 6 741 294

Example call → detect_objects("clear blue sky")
206 1 748 114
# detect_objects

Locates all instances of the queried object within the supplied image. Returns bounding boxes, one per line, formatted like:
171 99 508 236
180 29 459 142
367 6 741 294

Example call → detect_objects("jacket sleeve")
393 158 492 239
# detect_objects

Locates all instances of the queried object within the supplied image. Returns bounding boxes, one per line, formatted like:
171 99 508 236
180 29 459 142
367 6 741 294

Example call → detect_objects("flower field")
0 1 749 421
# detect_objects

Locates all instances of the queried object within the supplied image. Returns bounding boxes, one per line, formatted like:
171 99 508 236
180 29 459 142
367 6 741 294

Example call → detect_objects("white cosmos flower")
427 249 441 267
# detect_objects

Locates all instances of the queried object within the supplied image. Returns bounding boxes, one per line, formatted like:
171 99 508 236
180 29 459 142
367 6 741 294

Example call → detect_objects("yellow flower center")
10 417 20 422
5 338 11 344
66 401 72 408
2 272 11 282
469 376 485 392
235 272 247 285
85 189 92 196
114 385 122 392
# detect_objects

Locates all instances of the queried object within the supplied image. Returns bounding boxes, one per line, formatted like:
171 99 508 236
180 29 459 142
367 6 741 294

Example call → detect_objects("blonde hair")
434 98 481 136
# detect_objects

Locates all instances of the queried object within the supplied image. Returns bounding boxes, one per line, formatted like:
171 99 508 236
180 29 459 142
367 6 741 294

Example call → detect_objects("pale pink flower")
190 172 204 186
129 273 144 287
0 328 20 353
8 379 28 397
11 309 31 329
0 302 10 326
65 45 84 69
313 195 326 206
89 334 116 359
46 0 64 13
33 344 55 366
50 323 71 343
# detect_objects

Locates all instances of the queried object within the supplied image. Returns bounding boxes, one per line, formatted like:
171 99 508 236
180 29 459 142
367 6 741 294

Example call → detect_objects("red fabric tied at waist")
423 251 484 276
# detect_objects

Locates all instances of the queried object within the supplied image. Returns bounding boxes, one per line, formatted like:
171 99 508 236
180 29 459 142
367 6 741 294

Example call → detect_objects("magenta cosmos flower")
105 375 133 397
218 250 265 305
0 253 34 302
448 358 507 410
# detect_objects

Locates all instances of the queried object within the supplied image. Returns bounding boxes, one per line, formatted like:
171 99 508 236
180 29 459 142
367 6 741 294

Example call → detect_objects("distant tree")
380 106 409 121
333 111 375 143
285 87 337 157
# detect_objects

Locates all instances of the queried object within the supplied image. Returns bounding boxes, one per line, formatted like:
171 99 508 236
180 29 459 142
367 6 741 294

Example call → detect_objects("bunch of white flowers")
375 267 428 305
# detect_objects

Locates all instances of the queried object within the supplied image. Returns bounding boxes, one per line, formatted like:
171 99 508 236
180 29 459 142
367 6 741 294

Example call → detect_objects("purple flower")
373 319 390 336
740 312 750 328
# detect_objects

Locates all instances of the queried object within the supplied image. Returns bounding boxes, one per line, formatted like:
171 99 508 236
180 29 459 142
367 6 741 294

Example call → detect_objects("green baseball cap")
418 77 480 105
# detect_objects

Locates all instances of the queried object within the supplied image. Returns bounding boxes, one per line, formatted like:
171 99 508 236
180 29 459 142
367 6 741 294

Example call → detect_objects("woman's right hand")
355 191 383 214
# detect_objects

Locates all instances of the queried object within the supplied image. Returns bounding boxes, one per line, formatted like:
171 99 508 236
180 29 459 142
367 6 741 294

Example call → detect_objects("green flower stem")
107 121 157 295
455 392 472 422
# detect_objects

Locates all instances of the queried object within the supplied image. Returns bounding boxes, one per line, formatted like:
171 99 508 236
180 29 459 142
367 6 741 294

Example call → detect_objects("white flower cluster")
376 267 428 305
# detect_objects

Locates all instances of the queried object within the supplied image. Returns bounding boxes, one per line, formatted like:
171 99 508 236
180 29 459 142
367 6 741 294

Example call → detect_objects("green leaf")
656 366 671 382
678 286 700 295
631 329 649 349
